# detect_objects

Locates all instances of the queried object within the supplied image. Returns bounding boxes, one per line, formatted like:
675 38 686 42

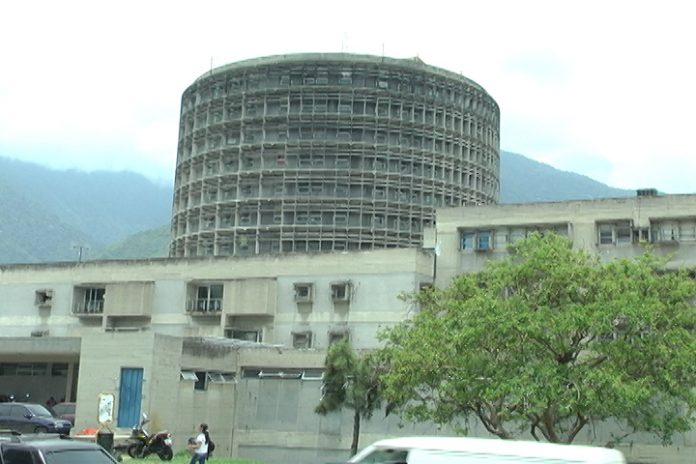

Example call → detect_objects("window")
240 212 252 225
597 221 633 245
0 363 17 376
461 232 475 250
35 289 53 308
16 362 47 376
259 368 302 379
460 230 493 251
229 329 262 342
652 222 677 242
309 212 322 225
1 448 34 464
194 370 207 390
616 224 632 244
292 331 312 349
208 372 236 384
329 331 349 345
294 283 313 303
476 231 492 251
180 370 198 381
331 282 352 302
680 220 696 241
338 72 352 85
242 368 262 378
598 224 614 245
83 287 105 313
51 363 68 377
651 219 696 242
298 182 311 195
193 284 223 312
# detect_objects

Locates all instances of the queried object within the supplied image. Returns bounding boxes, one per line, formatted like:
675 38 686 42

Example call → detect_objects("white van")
347 436 626 464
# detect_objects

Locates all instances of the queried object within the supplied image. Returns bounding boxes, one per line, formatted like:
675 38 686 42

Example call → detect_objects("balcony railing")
73 300 104 314
188 298 223 313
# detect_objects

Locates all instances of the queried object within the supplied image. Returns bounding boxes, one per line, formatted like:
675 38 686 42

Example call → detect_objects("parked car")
0 430 118 464
0 403 72 435
50 403 75 426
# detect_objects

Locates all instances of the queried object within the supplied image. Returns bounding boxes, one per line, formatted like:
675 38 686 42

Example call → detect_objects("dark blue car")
0 403 72 434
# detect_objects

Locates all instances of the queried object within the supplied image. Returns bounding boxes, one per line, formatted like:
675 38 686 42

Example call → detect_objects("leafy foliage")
379 233 696 444
315 339 383 455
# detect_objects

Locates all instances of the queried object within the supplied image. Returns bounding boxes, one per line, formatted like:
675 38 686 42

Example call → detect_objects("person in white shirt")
187 423 209 464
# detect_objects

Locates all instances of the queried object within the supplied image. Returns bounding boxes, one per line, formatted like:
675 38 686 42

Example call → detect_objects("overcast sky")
1 0 693 193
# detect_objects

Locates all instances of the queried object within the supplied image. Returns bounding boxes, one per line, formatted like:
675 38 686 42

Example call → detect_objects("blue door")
117 367 143 428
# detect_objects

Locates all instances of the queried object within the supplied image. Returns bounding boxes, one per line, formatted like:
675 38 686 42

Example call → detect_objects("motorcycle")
126 413 173 461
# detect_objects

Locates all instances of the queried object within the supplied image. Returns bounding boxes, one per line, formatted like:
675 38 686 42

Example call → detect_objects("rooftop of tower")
191 52 491 95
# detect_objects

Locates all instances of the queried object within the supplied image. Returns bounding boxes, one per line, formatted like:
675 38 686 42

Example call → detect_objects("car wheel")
34 426 49 433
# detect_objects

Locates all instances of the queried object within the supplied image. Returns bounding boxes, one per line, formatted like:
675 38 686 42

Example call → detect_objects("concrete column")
65 362 76 402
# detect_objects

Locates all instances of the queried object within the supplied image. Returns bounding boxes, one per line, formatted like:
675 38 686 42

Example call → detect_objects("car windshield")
26 404 53 418
43 449 116 464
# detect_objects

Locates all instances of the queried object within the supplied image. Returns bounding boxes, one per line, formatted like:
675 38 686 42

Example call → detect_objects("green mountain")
91 225 171 260
0 157 172 264
0 151 637 264
499 151 632 203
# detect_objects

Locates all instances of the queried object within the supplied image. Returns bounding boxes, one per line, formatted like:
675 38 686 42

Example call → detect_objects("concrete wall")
76 333 157 432
76 333 240 454
3 211 696 464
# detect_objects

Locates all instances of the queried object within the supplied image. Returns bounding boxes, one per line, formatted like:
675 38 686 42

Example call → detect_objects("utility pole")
73 245 88 263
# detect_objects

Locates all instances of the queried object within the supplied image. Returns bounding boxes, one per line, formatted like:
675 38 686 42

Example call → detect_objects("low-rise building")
430 190 696 286
0 249 432 462
1 192 696 463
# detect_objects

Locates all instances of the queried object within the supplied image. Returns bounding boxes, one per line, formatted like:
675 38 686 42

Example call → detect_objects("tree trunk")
350 410 361 456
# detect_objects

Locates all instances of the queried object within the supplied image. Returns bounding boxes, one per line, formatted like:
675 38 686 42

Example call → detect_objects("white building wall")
433 193 696 286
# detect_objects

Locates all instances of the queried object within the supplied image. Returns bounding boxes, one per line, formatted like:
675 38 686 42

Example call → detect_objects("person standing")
187 423 209 464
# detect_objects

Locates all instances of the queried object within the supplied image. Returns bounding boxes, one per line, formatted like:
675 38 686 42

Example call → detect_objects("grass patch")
119 451 264 464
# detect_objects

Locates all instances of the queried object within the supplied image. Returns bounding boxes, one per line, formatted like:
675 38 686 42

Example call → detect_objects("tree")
315 339 383 456
379 232 696 445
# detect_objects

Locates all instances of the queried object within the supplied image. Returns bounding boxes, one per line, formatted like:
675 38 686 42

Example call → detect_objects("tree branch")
567 412 589 443
542 403 561 443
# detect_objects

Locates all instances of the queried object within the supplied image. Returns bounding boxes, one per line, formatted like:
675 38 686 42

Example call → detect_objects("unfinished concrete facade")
170 53 500 258
429 191 696 286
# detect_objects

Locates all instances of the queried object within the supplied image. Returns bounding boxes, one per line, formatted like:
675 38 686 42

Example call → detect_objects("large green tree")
315 339 382 456
379 232 696 444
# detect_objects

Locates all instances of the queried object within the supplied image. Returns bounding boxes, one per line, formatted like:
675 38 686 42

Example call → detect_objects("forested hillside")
0 157 172 264
0 151 634 264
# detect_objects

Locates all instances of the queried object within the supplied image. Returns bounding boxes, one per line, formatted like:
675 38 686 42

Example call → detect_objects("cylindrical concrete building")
170 53 499 257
